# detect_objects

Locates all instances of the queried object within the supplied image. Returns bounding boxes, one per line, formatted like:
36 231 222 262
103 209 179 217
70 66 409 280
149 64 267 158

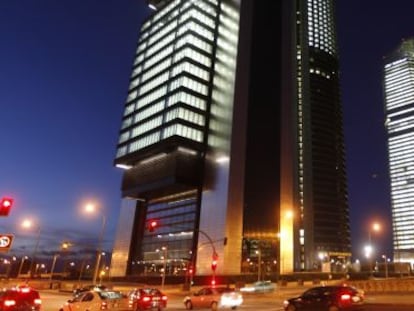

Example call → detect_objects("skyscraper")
384 38 414 267
110 0 350 278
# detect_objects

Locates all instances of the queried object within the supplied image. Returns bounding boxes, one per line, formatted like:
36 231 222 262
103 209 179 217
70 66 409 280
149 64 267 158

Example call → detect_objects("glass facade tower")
384 38 414 267
293 0 350 270
110 0 350 277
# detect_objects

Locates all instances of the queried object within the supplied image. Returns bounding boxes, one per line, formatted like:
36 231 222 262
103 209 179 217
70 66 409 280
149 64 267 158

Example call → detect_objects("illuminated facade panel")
384 38 414 267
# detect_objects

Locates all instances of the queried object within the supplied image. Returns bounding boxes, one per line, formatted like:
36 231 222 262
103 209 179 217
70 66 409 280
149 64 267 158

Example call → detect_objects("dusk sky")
1 1 413 262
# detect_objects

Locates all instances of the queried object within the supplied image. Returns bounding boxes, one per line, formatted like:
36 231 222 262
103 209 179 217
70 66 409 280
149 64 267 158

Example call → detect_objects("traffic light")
0 197 13 216
148 220 158 232
211 260 217 271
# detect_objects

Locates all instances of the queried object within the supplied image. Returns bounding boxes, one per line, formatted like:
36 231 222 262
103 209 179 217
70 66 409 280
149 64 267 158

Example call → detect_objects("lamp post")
157 246 168 290
50 254 59 281
84 203 106 285
256 249 261 282
18 256 28 278
367 222 380 278
382 255 388 279
21 219 41 278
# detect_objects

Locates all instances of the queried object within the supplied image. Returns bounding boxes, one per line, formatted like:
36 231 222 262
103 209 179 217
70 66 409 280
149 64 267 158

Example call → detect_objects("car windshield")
141 289 161 295
98 291 123 300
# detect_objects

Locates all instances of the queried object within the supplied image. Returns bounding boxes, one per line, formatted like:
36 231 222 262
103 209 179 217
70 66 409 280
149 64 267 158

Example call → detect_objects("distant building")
384 38 414 268
110 0 350 278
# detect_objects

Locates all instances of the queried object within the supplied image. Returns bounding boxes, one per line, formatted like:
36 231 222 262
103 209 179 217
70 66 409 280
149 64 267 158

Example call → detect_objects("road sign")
0 234 14 252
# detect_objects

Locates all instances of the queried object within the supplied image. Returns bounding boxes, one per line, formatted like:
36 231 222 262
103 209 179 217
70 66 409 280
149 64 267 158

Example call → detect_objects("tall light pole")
382 255 389 279
157 246 168 290
18 256 28 278
50 254 59 281
21 219 41 278
256 249 261 282
367 222 380 278
85 203 106 285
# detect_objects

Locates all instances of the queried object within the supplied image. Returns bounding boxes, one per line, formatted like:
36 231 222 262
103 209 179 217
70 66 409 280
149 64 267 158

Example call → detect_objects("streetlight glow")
21 219 41 278
372 222 381 232
83 202 106 285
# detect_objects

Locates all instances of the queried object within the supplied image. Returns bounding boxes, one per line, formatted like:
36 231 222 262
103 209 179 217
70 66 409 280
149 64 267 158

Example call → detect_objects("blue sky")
0 1 149 257
0 0 413 262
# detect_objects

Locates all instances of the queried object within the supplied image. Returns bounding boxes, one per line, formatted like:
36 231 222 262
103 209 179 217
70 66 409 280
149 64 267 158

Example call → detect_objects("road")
40 290 414 311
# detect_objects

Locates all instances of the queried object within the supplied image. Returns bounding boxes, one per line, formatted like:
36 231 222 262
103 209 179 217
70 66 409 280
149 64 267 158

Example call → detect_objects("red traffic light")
148 220 158 232
211 260 217 271
0 198 13 216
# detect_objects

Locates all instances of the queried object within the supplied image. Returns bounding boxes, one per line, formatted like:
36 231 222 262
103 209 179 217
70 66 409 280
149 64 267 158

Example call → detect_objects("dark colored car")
283 285 364 311
73 284 108 298
0 286 42 311
128 288 167 311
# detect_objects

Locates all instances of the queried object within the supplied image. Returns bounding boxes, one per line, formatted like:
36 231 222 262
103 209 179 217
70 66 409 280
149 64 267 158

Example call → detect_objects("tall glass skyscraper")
110 0 350 278
384 38 414 267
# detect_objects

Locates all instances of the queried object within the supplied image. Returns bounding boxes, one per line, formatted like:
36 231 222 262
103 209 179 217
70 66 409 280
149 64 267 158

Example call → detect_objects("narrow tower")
384 38 414 267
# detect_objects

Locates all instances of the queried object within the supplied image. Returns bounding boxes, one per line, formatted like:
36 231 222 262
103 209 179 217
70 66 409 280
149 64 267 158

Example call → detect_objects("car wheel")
211 301 218 311
185 301 193 310
328 306 339 311
286 305 296 311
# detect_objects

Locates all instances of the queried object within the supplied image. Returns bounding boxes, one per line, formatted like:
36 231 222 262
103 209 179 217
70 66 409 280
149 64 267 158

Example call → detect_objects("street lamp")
18 256 29 278
156 246 168 290
84 203 106 285
50 254 59 281
21 219 41 278
367 222 381 278
382 255 389 279
256 250 261 282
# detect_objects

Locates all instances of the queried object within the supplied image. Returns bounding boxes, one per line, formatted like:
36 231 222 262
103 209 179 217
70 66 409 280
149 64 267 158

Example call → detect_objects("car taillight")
100 301 108 310
4 300 16 307
161 295 167 301
142 296 151 302
340 294 351 301
34 298 42 305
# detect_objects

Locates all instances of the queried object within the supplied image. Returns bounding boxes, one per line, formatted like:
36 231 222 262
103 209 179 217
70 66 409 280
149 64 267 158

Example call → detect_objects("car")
283 285 365 311
127 288 167 311
183 287 243 310
239 280 275 293
73 284 108 297
60 290 128 311
0 286 41 311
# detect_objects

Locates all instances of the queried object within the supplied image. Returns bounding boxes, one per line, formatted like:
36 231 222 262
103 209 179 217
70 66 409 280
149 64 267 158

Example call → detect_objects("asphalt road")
40 290 414 311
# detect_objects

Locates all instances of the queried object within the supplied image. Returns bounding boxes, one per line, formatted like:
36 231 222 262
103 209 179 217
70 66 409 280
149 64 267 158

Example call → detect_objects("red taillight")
34 298 42 305
100 301 108 310
161 295 167 301
4 300 16 307
340 294 351 301
142 296 151 302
